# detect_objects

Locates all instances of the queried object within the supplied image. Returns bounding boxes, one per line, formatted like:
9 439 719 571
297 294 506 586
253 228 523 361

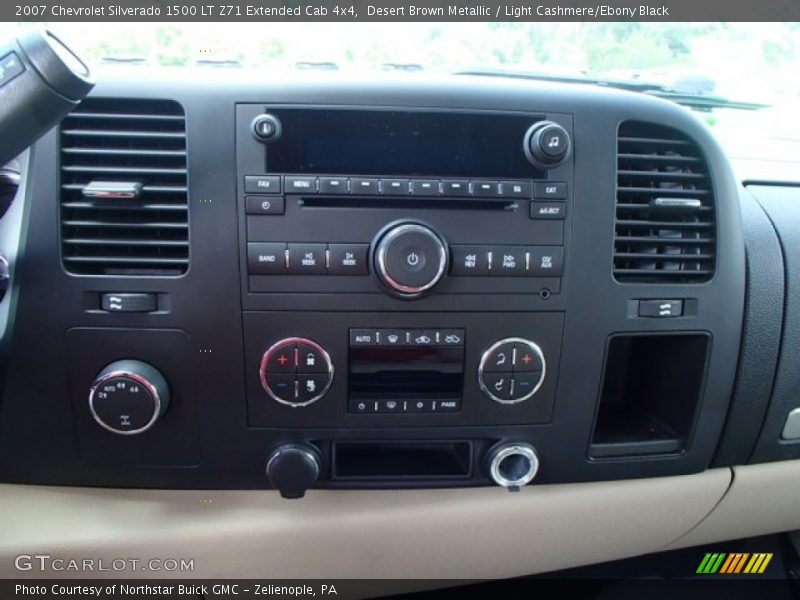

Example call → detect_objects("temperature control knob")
523 121 571 168
260 338 334 407
88 360 169 435
478 338 546 404
373 222 448 298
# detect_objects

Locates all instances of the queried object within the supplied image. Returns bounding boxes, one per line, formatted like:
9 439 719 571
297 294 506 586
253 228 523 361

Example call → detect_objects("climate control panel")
259 338 334 407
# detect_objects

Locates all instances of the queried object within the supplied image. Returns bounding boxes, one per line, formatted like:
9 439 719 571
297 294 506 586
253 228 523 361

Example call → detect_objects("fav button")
244 175 281 194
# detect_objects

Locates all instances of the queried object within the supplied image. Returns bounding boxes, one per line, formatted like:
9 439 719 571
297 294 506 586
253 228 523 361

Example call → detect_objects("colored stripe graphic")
697 552 773 574
744 553 773 574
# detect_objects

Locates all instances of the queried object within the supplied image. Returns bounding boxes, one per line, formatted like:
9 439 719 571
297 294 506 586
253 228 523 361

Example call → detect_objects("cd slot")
300 196 518 211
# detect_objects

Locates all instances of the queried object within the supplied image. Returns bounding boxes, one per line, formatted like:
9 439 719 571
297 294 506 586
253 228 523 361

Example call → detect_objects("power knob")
88 360 169 435
373 222 448 299
266 444 321 499
523 121 571 168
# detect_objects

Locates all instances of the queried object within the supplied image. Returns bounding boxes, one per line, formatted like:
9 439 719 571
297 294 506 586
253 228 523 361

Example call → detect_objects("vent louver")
614 121 715 283
60 98 188 276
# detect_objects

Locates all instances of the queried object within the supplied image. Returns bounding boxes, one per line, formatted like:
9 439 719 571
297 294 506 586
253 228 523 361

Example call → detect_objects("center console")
0 78 747 498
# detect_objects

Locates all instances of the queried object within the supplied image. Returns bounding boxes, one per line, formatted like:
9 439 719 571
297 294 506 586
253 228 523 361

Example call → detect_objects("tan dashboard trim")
667 460 800 550
0 469 730 580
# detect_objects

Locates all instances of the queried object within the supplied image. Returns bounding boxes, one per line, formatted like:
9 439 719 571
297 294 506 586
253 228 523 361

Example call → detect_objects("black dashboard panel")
0 74 749 492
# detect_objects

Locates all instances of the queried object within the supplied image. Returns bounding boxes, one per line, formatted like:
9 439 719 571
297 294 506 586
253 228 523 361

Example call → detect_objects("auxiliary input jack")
487 443 539 491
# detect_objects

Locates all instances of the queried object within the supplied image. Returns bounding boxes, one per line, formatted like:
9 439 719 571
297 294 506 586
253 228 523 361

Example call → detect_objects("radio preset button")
442 180 470 196
248 242 287 275
499 181 532 198
328 243 369 275
351 178 380 195
246 195 285 215
534 181 567 199
381 179 409 195
490 245 526 277
530 202 566 220
244 175 281 194
287 243 326 275
471 181 500 197
410 180 440 196
318 177 349 194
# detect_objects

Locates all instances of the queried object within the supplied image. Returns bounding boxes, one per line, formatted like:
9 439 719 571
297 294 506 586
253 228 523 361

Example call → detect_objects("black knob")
251 113 282 142
88 360 169 435
373 222 448 298
523 121 571 168
266 444 321 499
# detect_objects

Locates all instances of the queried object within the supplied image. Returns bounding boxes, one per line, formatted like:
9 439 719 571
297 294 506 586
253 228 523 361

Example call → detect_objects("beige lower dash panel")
667 459 800 550
0 470 730 580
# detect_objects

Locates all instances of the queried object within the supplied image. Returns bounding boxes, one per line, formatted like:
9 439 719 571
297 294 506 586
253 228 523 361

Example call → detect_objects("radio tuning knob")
373 222 448 299
266 443 321 499
88 360 169 435
523 121 571 168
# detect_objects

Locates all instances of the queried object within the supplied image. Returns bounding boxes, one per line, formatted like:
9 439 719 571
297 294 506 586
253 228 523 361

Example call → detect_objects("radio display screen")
265 108 545 178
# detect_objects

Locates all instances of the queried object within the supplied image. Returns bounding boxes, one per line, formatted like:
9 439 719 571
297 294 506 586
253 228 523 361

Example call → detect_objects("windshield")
2 22 799 170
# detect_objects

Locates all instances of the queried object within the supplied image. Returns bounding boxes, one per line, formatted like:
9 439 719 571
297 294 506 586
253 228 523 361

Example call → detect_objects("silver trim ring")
489 443 540 488
478 337 546 404
375 223 447 297
259 337 334 408
88 370 162 435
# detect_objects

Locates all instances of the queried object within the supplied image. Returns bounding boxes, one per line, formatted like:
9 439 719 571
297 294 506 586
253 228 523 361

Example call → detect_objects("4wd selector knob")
374 222 448 298
88 360 169 435
523 121 571 168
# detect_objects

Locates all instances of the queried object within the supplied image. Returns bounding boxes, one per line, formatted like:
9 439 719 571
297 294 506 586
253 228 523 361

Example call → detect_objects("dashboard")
1 68 800 576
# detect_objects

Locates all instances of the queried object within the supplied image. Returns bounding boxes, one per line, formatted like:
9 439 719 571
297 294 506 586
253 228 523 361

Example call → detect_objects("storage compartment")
589 333 710 458
333 441 472 480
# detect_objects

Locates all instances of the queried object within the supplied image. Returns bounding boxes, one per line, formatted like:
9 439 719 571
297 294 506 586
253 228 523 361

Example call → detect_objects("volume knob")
373 222 448 298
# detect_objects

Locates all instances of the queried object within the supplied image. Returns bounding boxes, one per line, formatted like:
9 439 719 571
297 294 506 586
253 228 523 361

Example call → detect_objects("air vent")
614 121 715 283
60 98 188 276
